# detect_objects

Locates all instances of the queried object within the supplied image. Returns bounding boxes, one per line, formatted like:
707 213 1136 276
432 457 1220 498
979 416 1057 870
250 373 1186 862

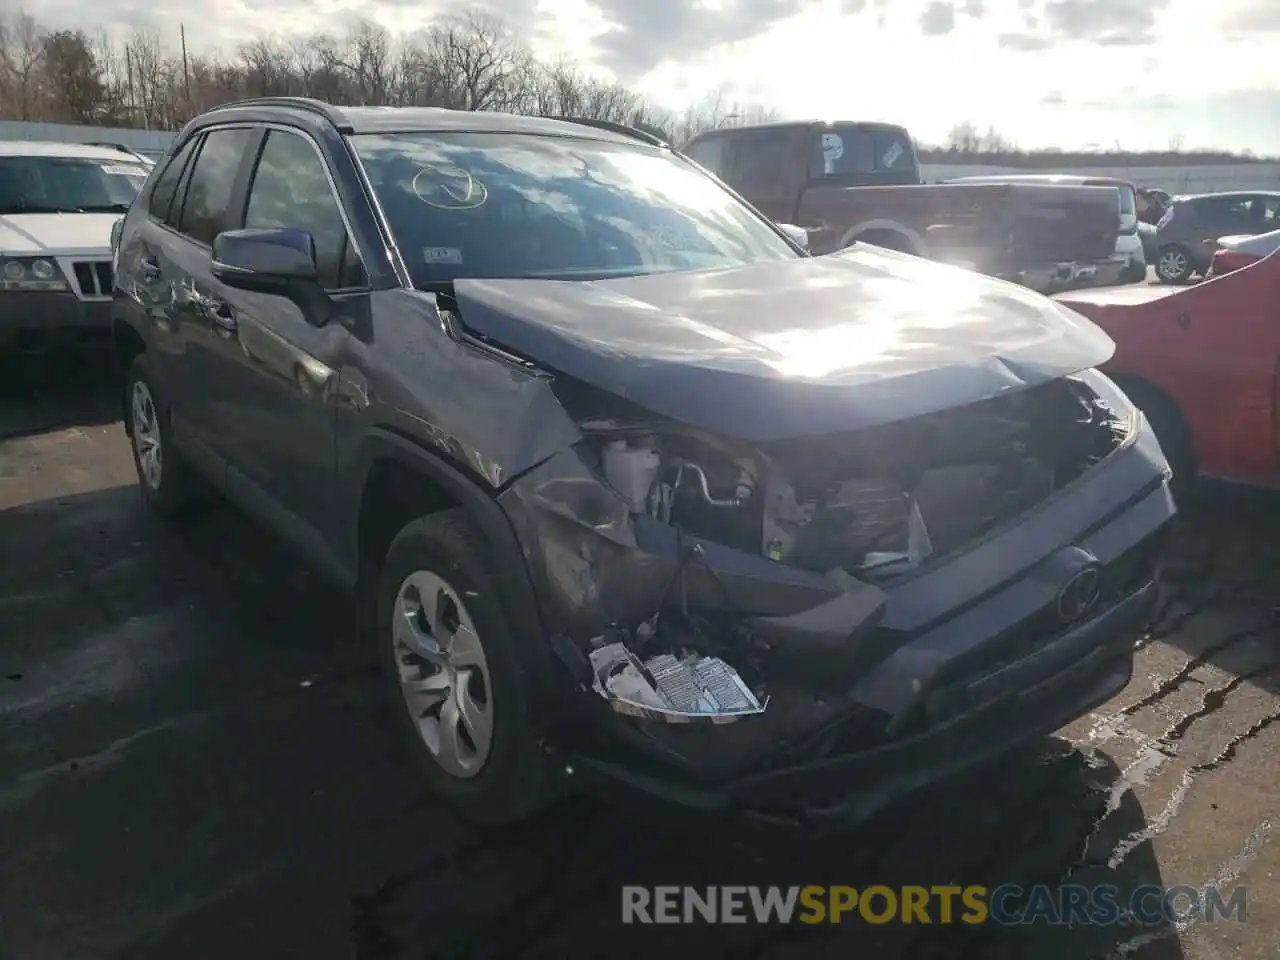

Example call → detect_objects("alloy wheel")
130 379 163 490
392 570 494 779
1158 248 1189 281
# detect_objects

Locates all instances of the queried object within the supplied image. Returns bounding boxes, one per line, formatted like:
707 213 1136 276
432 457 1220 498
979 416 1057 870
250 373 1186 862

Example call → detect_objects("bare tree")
0 2 774 145
0 11 46 120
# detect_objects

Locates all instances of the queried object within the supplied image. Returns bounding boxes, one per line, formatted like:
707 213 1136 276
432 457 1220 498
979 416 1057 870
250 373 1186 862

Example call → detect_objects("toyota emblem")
1056 566 1102 623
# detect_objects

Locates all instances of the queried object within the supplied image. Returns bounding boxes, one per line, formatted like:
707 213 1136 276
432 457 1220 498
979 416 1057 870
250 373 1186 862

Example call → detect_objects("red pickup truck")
1055 248 1280 493
682 120 1123 292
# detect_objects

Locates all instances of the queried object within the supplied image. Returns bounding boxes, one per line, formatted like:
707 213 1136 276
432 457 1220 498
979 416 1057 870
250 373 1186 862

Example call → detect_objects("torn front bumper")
571 574 1152 828
498 379 1175 826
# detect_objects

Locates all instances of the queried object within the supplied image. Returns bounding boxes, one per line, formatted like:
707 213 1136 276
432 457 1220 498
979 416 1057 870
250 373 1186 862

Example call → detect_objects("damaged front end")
497 366 1147 805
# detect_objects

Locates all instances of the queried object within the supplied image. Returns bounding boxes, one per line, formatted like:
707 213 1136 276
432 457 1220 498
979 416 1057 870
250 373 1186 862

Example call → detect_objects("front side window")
0 155 148 215
350 132 799 287
244 130 365 290
179 128 254 247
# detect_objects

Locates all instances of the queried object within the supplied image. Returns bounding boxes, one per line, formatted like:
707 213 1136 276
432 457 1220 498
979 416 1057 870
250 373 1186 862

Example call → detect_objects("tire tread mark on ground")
1098 820 1272 960
1099 622 1276 726
1043 661 1278 886
1106 703 1280 870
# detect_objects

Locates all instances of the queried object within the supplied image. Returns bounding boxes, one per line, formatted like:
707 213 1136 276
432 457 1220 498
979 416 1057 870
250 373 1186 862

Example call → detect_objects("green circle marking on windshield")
411 165 488 211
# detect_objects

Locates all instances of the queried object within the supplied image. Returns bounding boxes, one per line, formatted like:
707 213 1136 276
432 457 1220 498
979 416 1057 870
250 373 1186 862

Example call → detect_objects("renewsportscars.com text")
621 884 1247 926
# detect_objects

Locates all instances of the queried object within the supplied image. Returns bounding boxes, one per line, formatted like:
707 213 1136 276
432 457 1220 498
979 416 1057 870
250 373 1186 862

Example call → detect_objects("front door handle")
139 257 162 283
207 299 237 335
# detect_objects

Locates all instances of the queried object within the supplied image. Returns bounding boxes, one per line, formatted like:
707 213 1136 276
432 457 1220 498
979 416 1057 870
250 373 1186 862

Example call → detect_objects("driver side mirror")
212 227 318 290
777 223 809 252
211 228 333 323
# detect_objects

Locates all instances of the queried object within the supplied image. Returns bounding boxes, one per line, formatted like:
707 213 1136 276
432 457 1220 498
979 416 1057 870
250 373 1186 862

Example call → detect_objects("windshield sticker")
880 141 904 169
411 164 488 210
424 247 464 265
820 134 843 175
101 164 147 176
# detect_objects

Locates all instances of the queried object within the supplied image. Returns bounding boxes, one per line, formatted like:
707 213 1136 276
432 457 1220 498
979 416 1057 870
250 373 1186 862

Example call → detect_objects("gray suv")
1154 190 1280 283
110 97 1175 829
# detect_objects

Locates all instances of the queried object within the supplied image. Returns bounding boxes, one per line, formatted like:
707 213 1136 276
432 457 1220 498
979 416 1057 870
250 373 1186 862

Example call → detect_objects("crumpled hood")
0 213 121 256
452 245 1115 441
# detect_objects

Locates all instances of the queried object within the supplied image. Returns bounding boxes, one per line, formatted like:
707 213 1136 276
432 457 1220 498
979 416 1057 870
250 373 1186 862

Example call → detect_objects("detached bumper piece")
589 642 767 724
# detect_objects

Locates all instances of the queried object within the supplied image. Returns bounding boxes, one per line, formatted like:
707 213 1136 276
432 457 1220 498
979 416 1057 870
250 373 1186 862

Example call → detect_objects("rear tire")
1156 245 1193 285
375 508 550 825
124 356 205 518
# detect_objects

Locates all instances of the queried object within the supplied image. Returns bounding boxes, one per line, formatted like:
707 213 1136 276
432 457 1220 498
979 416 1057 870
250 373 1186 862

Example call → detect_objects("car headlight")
0 257 68 291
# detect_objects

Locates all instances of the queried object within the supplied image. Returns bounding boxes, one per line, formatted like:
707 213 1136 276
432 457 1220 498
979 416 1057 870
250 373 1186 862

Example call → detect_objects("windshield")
0 156 147 214
350 132 800 286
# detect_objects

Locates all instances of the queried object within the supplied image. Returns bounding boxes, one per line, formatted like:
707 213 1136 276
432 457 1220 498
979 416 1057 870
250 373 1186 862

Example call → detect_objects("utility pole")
125 46 136 127
180 25 191 110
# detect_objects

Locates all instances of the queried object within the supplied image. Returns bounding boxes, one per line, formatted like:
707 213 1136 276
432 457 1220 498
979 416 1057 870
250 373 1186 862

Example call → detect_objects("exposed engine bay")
590 375 1128 582
566 376 1130 725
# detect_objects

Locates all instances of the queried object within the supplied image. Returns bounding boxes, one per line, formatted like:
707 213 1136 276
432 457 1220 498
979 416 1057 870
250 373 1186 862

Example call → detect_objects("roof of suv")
0 140 145 160
197 98 667 147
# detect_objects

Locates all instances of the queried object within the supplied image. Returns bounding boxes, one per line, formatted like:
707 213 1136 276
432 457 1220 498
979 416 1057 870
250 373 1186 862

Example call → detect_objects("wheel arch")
351 427 547 646
114 318 147 435
838 219 929 256
1109 372 1197 476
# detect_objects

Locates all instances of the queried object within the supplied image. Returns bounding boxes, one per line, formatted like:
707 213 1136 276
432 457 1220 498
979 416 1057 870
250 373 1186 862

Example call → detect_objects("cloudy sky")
27 0 1280 154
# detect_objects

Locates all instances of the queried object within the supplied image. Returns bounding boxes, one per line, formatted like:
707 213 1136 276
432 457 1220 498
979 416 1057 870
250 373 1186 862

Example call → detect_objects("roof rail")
206 97 353 133
543 116 669 148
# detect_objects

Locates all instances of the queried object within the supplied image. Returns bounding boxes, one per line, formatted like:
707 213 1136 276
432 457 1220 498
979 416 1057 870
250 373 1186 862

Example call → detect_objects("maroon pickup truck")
682 121 1124 292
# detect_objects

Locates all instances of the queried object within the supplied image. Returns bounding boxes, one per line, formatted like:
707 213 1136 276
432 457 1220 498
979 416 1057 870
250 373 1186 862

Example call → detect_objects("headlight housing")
0 257 68 291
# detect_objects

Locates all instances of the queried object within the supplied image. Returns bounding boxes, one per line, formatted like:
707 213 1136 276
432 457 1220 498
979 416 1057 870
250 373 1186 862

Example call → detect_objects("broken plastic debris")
588 641 766 724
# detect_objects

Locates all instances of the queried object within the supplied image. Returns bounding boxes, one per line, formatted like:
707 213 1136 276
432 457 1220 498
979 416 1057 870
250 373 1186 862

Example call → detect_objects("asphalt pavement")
1 352 1278 960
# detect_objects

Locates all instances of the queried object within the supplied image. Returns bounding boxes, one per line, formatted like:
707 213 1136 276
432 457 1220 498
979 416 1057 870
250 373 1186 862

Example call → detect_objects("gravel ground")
1 353 1277 960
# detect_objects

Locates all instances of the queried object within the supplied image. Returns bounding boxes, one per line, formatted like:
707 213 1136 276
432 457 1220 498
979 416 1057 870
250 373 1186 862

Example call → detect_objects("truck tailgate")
1003 184 1120 263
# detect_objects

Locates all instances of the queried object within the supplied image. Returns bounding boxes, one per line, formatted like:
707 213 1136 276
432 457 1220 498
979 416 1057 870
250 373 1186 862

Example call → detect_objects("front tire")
1121 260 1147 284
1156 245 1193 285
1118 379 1195 505
125 357 204 517
376 508 549 825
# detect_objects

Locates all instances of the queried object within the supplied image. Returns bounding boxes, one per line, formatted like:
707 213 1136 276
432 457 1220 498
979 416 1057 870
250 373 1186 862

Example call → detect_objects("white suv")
0 141 150 360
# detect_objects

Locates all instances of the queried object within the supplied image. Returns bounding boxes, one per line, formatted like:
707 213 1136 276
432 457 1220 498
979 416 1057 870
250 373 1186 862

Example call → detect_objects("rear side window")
686 137 727 176
179 128 254 246
810 126 915 179
727 131 789 193
148 137 199 223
